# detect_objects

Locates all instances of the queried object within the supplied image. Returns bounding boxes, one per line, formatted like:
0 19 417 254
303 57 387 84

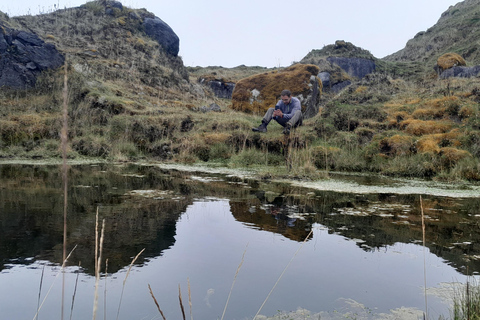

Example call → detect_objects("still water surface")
1 163 479 320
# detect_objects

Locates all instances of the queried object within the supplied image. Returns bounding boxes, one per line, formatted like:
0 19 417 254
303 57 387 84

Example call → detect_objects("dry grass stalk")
95 208 98 277
148 284 166 320
116 248 145 320
69 261 81 320
178 284 186 320
61 59 69 320
221 244 248 320
188 278 193 320
253 229 313 320
420 196 428 320
33 245 78 320
104 259 108 320
93 219 105 320
34 263 46 320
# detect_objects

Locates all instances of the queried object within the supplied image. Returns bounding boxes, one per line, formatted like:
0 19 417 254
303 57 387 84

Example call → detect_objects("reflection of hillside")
0 164 259 274
1 164 480 276
310 193 480 275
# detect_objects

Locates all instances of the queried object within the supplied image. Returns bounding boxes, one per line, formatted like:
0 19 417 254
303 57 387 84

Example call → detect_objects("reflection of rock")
230 193 313 242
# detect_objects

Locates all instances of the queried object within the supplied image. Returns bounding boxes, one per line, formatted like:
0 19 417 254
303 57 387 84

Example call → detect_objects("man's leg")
289 110 303 128
282 110 303 135
252 108 275 132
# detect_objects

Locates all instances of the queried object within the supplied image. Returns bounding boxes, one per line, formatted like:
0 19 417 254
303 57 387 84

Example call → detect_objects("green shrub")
72 136 110 158
381 153 439 178
229 148 283 167
311 145 340 169
210 143 232 161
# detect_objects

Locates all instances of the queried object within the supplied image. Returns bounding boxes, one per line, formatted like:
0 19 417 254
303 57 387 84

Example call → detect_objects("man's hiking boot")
252 122 267 133
282 123 292 135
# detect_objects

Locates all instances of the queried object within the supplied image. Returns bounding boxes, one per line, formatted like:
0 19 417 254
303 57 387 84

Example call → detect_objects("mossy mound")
231 64 322 116
437 53 466 71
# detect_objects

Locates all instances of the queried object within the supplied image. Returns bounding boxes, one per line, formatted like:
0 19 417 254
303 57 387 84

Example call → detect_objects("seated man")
252 89 303 135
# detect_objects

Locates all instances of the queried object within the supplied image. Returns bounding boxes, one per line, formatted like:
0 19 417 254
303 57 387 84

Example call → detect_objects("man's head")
280 89 292 104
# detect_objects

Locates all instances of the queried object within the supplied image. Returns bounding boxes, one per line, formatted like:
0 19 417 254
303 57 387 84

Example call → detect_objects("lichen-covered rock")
231 64 322 119
0 25 64 89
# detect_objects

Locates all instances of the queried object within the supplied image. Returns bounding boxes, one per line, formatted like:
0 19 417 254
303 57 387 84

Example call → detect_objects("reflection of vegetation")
453 277 480 320
1 164 480 276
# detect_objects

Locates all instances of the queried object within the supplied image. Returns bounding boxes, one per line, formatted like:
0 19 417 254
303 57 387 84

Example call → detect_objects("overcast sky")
1 0 462 68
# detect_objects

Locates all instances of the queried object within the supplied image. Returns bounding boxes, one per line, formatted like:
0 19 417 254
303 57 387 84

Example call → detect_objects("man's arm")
282 97 301 120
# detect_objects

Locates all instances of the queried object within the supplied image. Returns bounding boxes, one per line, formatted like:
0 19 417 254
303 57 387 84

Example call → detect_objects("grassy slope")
0 1 479 182
384 0 480 67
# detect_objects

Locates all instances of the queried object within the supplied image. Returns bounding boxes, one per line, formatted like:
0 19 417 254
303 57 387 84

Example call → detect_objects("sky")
0 0 462 68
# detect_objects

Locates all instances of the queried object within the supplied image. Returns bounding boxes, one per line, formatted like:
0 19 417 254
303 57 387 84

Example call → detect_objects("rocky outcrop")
198 77 235 99
434 52 478 79
301 41 376 93
326 57 375 79
439 65 480 79
143 17 179 56
0 25 65 89
231 64 322 119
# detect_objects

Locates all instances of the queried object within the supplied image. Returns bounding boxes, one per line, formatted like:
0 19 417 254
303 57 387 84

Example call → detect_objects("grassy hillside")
384 0 480 68
0 1 479 182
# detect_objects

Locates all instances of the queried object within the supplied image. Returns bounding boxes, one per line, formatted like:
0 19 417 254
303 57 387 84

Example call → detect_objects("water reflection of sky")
1 198 468 320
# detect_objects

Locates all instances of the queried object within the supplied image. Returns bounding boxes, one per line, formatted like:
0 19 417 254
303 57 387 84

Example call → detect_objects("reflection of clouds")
204 288 214 308
259 299 426 319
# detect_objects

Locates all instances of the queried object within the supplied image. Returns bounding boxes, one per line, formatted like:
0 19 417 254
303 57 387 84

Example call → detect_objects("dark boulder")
326 57 376 79
199 78 235 99
0 26 64 89
105 0 123 15
143 17 179 56
331 80 352 93
439 65 480 79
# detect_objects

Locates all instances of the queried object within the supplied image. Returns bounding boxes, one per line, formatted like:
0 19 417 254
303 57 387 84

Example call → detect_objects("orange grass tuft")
379 134 415 156
416 137 440 154
402 119 453 135
202 132 231 145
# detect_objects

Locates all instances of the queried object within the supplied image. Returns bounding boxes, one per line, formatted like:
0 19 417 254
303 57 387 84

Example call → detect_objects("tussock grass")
453 277 480 320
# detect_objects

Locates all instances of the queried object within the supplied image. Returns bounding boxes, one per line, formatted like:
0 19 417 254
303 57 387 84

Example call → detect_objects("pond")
0 163 480 320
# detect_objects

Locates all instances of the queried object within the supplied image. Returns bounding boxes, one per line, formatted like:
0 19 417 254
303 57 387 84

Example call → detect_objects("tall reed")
253 229 313 320
61 57 69 320
221 244 248 320
93 217 105 320
420 196 428 319
115 248 145 320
